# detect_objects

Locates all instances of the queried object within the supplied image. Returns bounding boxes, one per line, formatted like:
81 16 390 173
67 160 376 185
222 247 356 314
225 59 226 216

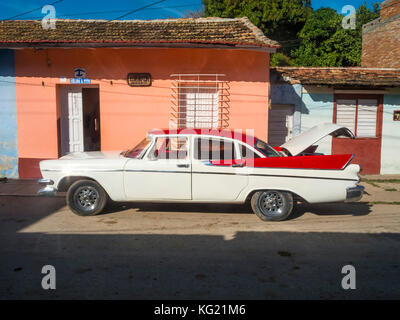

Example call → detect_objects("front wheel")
66 180 108 216
251 190 293 221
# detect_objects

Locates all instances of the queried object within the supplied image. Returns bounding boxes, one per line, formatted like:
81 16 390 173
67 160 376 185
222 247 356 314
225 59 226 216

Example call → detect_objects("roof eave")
271 67 400 88
305 83 398 87
0 41 278 52
277 80 400 88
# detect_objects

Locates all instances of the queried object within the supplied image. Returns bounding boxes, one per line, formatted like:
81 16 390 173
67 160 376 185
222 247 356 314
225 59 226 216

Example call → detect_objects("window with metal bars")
170 74 229 129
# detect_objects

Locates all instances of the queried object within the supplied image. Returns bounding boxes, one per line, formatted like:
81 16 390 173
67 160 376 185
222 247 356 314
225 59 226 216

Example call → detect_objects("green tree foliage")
203 0 380 67
292 4 380 66
357 2 380 27
202 0 312 46
270 52 296 66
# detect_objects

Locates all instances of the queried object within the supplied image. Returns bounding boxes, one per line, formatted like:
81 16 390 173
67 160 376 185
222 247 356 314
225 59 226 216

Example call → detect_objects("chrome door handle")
177 164 190 168
231 163 244 167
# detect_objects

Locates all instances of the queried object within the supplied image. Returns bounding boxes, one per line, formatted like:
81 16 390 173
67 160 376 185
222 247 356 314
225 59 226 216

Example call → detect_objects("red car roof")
148 128 257 144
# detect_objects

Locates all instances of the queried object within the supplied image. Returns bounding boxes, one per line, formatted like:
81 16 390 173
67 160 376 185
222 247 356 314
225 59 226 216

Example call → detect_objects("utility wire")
1 0 64 20
14 3 201 20
107 0 167 21
73 0 167 35
1 0 173 22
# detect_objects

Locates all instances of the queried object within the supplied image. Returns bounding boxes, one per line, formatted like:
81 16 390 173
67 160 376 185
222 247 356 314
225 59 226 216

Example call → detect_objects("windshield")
254 139 281 157
122 138 151 159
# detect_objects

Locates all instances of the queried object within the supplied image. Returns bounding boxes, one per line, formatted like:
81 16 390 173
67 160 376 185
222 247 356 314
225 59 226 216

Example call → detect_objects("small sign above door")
127 73 152 87
74 68 87 79
70 78 91 84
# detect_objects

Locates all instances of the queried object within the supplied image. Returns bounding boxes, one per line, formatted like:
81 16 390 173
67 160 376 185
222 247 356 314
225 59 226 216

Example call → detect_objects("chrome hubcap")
259 191 283 215
75 186 99 211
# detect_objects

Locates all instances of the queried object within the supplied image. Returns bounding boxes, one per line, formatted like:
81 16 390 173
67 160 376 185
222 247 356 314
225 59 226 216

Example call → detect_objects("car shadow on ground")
289 202 373 220
102 200 373 220
102 201 254 215
0 195 372 222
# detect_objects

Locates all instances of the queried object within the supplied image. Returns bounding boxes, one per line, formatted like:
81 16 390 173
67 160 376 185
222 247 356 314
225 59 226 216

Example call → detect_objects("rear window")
240 144 261 159
254 139 281 157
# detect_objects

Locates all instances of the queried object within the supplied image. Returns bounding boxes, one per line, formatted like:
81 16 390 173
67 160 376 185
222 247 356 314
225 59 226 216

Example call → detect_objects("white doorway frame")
58 84 99 156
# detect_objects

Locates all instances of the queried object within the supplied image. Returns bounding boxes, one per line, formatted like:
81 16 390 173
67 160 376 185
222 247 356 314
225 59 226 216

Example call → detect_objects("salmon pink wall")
15 47 270 176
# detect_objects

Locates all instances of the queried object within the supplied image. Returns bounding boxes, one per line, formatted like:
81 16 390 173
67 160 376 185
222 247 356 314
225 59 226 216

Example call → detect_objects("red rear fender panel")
210 154 354 170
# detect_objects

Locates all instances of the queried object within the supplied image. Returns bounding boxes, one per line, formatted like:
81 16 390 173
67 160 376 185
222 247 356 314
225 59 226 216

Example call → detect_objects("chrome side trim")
41 169 358 182
342 154 355 169
42 165 360 173
126 169 358 181
41 169 124 172
195 162 358 171
125 169 190 174
248 173 358 181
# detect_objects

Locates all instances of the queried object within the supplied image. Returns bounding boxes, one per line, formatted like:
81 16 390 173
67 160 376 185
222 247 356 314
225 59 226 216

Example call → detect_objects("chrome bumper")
38 179 57 196
345 185 364 202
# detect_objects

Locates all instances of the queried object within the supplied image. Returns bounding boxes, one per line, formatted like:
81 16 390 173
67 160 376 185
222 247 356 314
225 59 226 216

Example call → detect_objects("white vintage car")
38 123 364 221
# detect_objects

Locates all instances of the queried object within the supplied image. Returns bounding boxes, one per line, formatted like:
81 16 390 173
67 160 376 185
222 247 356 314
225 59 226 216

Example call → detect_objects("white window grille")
170 74 229 129
336 99 357 134
335 97 379 138
357 99 378 137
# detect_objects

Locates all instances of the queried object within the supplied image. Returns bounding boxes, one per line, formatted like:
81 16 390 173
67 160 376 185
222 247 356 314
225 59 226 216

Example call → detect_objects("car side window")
240 144 261 159
194 138 237 161
150 137 188 160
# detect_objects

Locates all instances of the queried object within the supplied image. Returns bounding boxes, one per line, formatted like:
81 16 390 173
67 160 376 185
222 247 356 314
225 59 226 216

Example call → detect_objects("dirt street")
0 180 400 299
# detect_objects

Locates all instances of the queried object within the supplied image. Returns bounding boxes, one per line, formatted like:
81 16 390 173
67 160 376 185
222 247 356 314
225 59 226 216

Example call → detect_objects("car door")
124 135 191 200
191 136 249 201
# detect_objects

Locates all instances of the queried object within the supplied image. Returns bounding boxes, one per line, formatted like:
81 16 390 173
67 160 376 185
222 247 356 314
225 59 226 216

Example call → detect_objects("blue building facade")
0 49 18 178
270 68 400 174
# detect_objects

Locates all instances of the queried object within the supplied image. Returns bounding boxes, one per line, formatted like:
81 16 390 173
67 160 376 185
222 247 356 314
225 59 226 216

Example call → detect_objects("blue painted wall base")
0 49 18 178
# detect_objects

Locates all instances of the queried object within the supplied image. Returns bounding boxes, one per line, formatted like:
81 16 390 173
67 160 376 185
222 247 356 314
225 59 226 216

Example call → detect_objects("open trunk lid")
280 123 354 156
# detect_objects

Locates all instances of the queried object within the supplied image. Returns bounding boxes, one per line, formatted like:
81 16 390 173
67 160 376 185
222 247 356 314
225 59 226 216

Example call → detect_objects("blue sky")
0 0 382 20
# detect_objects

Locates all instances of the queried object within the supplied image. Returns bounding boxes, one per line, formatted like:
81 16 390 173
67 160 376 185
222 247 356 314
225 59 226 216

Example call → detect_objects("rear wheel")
251 190 293 221
66 180 107 216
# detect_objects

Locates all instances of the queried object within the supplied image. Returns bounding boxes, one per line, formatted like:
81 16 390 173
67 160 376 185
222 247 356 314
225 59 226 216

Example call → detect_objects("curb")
0 193 65 197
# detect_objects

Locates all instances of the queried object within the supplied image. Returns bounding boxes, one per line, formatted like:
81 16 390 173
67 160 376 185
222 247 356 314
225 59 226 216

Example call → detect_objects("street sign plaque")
127 73 152 87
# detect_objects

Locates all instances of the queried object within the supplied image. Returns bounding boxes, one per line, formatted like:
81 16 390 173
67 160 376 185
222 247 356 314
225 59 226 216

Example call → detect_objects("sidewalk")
361 174 400 181
360 175 400 203
0 178 42 196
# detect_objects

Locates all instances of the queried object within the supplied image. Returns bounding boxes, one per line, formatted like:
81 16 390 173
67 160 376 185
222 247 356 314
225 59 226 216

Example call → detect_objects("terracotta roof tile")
272 67 400 87
0 17 280 48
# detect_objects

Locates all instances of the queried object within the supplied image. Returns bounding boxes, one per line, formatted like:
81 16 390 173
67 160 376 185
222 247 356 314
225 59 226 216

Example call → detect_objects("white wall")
301 92 334 155
381 94 400 174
